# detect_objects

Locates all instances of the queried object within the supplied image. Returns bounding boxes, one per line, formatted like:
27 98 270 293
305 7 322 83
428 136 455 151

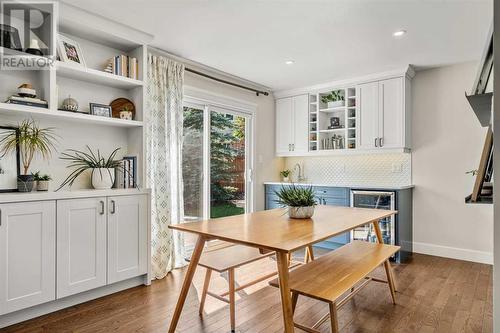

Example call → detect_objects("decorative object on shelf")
17 83 36 98
0 24 22 51
89 103 112 118
60 95 79 112
58 146 122 190
57 34 86 67
25 39 43 56
321 135 344 150
32 171 51 191
5 83 48 108
321 90 345 108
110 97 136 119
119 107 133 120
115 155 137 188
106 55 139 79
0 126 20 192
280 169 291 183
274 184 317 219
328 116 341 129
0 119 57 192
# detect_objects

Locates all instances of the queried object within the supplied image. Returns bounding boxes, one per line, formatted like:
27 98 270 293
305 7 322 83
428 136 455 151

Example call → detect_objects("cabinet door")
0 201 55 315
379 77 404 149
276 97 294 155
107 195 148 284
292 94 309 154
57 198 107 298
357 82 379 149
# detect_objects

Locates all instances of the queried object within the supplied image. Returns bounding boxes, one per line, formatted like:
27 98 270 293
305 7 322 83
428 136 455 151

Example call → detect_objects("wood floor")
3 253 492 333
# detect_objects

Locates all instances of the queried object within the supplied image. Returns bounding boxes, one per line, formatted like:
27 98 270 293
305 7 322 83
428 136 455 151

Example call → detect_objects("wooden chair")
189 241 310 332
269 241 399 333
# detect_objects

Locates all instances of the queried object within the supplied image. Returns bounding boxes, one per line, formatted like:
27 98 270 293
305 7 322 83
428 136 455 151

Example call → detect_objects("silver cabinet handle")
375 138 378 147
110 200 116 214
379 138 383 147
288 144 291 151
292 144 295 151
99 200 105 215
0 209 2 226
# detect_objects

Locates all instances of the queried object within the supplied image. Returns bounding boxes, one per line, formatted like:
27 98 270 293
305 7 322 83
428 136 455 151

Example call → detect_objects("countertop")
0 188 151 204
264 182 414 190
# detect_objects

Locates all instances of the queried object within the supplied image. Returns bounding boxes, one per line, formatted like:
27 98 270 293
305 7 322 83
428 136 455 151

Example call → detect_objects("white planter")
282 176 290 183
327 100 344 108
91 168 115 189
288 206 315 219
37 180 50 191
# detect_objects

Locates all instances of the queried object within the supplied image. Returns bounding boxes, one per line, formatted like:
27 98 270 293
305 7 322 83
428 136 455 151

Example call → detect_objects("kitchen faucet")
293 163 306 182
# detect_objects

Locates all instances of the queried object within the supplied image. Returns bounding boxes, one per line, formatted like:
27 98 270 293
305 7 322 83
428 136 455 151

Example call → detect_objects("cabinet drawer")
314 187 348 199
317 197 348 206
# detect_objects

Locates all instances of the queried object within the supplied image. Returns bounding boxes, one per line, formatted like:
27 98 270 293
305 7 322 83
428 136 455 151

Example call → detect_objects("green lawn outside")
210 203 244 218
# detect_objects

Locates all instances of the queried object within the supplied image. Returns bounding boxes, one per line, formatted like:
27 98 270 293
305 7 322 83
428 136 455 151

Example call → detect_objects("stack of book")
104 55 139 80
115 156 137 189
5 95 48 108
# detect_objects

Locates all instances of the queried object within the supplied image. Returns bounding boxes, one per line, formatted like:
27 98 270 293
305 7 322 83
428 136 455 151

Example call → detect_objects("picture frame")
0 126 21 193
89 103 112 118
57 34 86 67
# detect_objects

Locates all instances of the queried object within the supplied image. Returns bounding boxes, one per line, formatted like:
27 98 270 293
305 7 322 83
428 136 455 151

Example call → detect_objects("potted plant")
321 90 345 108
32 171 52 191
58 146 122 190
274 184 317 219
0 119 57 192
280 169 291 182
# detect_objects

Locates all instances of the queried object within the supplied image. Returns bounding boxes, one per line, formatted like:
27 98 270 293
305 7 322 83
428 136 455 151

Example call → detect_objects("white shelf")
319 107 345 113
319 128 345 133
348 117 356 119
347 106 356 109
0 103 143 128
348 127 356 130
348 96 356 99
348 138 356 140
310 102 318 105
57 61 143 89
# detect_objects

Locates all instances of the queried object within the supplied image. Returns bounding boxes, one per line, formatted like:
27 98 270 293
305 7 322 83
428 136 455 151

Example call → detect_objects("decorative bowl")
288 206 315 219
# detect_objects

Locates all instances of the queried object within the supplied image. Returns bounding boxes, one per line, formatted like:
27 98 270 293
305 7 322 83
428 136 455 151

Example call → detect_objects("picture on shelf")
89 103 112 118
0 126 21 192
57 34 86 67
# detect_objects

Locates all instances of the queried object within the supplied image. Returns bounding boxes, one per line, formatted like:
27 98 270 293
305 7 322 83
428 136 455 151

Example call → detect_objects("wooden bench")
269 241 400 333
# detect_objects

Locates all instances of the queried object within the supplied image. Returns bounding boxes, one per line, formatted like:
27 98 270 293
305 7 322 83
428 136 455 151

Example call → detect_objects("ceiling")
66 0 492 91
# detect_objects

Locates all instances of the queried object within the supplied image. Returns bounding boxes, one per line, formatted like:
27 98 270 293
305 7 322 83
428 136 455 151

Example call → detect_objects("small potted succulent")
280 169 291 182
32 171 52 191
321 90 345 108
0 119 57 192
274 184 317 219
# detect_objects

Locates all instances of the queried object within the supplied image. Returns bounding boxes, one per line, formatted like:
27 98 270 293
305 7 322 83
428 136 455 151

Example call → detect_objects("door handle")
0 209 2 226
110 200 116 214
288 144 291 151
379 137 383 147
292 144 295 151
375 138 378 147
99 200 105 215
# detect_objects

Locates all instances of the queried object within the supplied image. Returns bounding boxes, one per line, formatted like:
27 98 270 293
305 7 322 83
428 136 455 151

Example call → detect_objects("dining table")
167 205 398 333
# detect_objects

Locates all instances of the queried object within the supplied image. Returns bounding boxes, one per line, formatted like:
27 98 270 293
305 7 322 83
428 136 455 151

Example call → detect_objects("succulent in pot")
274 184 317 219
0 119 57 192
32 171 52 191
280 169 291 183
321 90 345 108
58 146 122 190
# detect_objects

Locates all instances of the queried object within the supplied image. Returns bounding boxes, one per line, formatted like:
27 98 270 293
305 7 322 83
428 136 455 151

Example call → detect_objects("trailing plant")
57 146 122 190
274 184 317 207
280 169 291 178
0 119 57 175
321 90 345 104
466 169 478 176
32 171 52 181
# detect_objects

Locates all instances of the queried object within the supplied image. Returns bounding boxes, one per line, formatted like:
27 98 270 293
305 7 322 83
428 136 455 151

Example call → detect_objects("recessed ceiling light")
393 30 407 37
285 60 295 65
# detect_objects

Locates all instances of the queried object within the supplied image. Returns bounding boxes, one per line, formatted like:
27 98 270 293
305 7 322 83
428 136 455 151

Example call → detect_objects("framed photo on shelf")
57 34 86 67
89 103 112 118
0 126 21 193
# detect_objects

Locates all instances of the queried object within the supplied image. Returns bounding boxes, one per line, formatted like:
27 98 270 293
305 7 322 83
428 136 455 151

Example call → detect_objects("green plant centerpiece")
274 184 317 219
280 169 291 182
58 146 122 190
0 119 57 192
321 90 345 108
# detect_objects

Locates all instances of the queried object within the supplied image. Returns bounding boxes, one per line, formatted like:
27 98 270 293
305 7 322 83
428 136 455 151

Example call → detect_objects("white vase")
327 100 344 108
283 176 290 183
91 168 115 189
288 206 315 219
37 180 50 191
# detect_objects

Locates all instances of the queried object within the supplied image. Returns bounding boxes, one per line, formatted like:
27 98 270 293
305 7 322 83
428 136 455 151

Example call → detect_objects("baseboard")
413 241 493 265
0 275 149 329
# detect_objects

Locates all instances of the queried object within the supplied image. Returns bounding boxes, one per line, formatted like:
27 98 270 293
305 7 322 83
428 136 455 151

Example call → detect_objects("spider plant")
57 145 122 190
274 184 317 207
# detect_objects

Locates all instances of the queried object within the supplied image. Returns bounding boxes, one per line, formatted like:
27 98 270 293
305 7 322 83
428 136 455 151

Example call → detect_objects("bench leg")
199 268 212 316
291 292 299 314
328 302 339 333
304 245 315 263
276 251 295 333
372 220 397 304
228 268 236 332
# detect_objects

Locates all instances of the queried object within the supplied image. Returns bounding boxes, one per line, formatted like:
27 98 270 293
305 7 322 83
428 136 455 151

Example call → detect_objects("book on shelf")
114 156 137 189
5 95 48 108
105 55 139 80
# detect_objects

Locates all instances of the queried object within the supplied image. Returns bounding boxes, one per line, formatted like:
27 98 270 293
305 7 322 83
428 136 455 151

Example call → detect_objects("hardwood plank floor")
2 253 492 333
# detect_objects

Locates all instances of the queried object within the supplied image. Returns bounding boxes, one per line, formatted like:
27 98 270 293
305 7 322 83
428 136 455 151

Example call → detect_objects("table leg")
168 235 206 333
276 251 295 332
372 220 397 304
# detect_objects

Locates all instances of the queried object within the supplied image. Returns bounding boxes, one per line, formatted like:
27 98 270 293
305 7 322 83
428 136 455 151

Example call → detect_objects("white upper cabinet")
357 82 380 150
0 201 56 315
275 94 309 156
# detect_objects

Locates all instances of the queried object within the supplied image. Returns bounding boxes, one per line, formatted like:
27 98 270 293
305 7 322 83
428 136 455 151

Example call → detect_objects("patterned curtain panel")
146 54 186 279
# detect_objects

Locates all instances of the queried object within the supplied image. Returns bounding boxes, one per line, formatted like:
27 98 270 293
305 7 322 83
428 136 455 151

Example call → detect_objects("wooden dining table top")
169 206 398 253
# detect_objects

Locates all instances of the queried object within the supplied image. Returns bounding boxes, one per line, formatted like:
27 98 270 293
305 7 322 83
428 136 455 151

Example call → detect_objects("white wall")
184 72 283 211
412 62 493 264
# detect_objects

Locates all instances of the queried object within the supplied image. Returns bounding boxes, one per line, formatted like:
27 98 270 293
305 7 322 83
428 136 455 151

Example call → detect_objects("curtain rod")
185 68 269 96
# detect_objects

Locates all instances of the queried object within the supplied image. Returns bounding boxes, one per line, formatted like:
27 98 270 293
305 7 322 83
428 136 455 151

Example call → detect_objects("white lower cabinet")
0 201 56 315
107 195 148 284
57 197 107 298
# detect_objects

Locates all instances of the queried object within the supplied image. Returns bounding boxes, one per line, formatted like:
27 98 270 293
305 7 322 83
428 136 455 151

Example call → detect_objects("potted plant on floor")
321 90 345 108
274 184 317 219
280 169 291 182
32 171 52 191
58 146 122 190
0 119 57 192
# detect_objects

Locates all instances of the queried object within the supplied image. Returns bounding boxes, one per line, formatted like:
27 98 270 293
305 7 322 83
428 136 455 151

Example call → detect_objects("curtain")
146 54 186 279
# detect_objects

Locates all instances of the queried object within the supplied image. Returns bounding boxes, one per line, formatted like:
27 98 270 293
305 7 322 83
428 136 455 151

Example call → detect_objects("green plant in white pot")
32 171 52 191
274 184 317 219
280 169 291 182
321 90 345 108
0 119 57 192
58 146 121 190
